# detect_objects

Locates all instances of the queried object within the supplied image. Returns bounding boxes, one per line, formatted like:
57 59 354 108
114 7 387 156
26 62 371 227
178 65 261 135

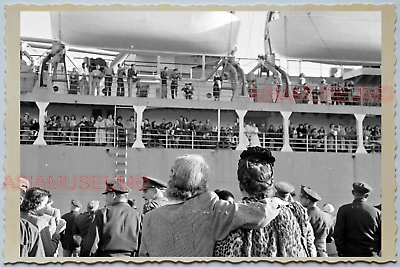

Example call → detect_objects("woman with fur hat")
139 154 284 257
214 146 317 257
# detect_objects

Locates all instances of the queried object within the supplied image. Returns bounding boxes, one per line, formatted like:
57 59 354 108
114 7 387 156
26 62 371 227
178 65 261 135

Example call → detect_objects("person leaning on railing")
69 68 80 94
29 118 39 143
20 113 31 144
103 63 115 97
91 65 104 96
148 121 163 148
87 116 96 146
125 116 136 147
115 116 126 146
77 115 89 146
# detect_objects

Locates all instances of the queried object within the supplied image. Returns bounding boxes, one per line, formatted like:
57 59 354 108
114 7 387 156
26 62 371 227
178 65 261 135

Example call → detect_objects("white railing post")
165 131 168 148
306 135 309 152
324 136 328 153
335 135 338 153
263 133 266 148
78 128 81 146
192 131 195 149
114 127 116 147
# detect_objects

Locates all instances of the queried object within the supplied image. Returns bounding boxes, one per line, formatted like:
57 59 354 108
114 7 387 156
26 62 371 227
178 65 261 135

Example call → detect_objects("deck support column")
201 54 206 80
133 106 146 148
34 102 49 145
280 111 293 152
355 114 367 154
235 109 247 151
157 56 161 76
217 109 221 142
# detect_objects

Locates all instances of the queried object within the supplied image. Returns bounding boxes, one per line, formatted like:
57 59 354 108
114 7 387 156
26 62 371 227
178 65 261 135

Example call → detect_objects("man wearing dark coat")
72 200 100 249
81 179 142 257
61 199 82 257
139 176 169 215
334 182 381 257
299 185 335 257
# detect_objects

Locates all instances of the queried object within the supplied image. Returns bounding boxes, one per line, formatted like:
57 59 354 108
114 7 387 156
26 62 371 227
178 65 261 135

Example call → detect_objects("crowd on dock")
20 147 381 258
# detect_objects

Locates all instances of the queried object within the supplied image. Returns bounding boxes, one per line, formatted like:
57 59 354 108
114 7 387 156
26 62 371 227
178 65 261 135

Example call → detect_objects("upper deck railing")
21 70 382 106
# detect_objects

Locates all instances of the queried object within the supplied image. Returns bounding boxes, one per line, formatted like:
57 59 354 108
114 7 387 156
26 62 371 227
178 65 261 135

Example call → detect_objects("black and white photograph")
3 4 396 263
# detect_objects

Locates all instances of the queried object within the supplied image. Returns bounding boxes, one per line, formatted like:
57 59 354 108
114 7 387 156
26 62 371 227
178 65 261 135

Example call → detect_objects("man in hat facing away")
72 200 100 250
61 199 82 257
299 185 334 257
334 182 381 257
81 179 142 257
275 182 317 257
139 176 169 215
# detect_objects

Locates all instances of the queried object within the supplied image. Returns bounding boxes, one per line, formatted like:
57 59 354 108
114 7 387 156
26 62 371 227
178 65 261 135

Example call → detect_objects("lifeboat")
267 11 381 66
50 11 241 55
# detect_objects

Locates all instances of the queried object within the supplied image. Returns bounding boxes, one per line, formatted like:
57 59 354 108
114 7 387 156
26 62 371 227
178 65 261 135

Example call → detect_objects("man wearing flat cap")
334 182 381 257
139 176 169 215
274 182 317 257
81 179 142 257
299 185 334 257
61 199 82 257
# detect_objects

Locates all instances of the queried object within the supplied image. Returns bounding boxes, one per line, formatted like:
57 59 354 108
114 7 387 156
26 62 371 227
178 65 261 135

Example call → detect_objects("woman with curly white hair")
139 154 284 257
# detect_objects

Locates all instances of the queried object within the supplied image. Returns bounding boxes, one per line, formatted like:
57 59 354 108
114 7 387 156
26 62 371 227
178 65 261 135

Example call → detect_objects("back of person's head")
21 187 50 212
237 147 275 198
167 154 210 200
323 203 335 214
215 189 234 201
87 200 100 212
19 177 29 199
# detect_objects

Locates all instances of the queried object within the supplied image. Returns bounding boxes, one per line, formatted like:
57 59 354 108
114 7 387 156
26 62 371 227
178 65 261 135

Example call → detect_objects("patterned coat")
214 197 317 257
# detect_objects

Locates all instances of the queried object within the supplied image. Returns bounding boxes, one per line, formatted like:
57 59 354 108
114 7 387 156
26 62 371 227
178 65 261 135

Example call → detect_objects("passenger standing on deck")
79 63 90 95
126 116 136 147
61 200 82 257
213 72 222 101
103 62 114 96
139 176 169 214
139 154 283 257
170 68 180 99
81 180 142 257
91 65 103 96
250 123 261 147
94 115 106 146
105 114 115 146
127 64 138 97
69 67 80 94
117 64 127 97
160 67 169 98
334 182 381 257
299 185 335 257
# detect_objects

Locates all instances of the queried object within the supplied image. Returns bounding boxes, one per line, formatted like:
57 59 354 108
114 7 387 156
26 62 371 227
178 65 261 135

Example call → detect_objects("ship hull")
21 146 381 216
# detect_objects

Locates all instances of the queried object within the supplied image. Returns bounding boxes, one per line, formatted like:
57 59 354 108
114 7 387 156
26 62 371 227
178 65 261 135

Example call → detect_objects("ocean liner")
19 11 382 214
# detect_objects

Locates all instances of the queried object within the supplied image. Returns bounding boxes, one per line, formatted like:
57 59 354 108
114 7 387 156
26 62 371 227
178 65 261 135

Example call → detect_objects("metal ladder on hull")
115 130 128 182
